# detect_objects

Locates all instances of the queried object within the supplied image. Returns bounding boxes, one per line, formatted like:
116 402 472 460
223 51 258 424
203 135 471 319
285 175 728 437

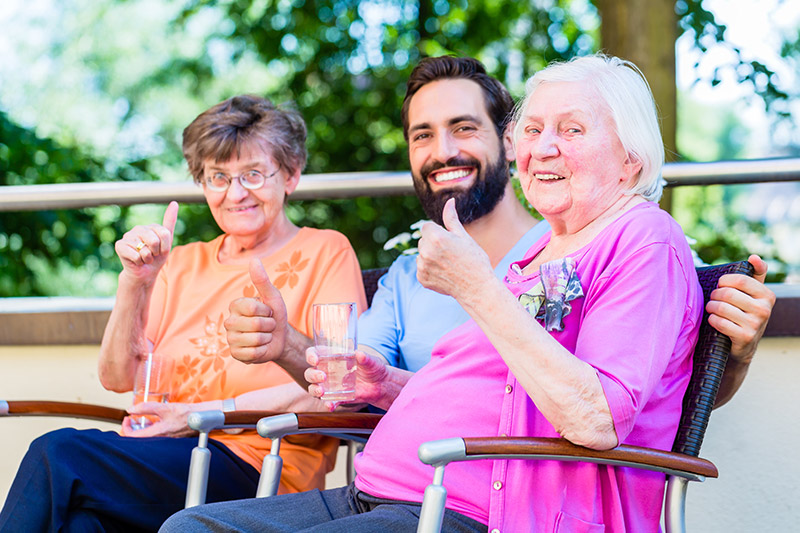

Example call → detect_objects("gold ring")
135 241 146 252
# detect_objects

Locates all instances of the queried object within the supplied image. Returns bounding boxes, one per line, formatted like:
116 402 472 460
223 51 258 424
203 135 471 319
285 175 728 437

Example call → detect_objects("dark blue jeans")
160 483 487 532
0 428 260 533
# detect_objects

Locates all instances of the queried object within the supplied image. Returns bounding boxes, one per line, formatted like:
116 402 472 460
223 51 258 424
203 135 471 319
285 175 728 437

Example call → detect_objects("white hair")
513 54 666 201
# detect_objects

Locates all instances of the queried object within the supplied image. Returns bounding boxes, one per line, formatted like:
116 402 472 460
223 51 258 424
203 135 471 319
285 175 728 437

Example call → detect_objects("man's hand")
707 254 775 365
225 259 289 364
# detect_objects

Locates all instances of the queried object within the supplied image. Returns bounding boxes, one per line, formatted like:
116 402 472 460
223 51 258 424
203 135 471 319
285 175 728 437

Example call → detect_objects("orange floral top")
145 227 367 493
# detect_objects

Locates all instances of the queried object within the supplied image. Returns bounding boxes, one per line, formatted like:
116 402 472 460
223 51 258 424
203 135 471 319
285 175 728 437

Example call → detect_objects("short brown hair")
400 56 514 141
182 95 307 183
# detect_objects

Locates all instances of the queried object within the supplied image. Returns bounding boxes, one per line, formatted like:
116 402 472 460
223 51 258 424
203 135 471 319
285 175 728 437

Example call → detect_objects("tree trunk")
594 0 677 210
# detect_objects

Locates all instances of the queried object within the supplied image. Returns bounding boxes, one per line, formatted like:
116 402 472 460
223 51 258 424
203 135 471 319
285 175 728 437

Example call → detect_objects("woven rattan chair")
247 260 754 532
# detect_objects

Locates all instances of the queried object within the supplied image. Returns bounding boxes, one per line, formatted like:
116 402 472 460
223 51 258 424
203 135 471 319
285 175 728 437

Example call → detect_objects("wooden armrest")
222 410 282 426
188 410 382 439
418 436 718 481
466 437 718 478
294 412 383 431
257 412 383 440
0 400 126 424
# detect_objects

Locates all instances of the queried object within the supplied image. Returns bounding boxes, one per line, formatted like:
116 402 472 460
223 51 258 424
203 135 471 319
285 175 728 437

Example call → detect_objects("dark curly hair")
400 56 514 141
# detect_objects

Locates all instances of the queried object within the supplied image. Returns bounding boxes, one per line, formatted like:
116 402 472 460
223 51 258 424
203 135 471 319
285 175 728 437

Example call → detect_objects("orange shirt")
145 227 367 493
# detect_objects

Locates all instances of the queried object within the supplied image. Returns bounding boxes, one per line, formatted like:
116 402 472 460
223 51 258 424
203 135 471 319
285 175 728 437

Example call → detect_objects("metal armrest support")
184 411 382 506
185 410 284 508
255 412 383 497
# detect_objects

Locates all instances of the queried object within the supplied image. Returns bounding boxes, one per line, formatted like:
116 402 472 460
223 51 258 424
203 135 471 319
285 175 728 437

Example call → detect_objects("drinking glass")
312 302 357 402
131 352 173 430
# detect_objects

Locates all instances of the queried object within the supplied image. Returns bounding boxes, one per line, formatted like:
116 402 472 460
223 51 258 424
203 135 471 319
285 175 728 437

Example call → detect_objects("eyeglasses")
203 168 280 192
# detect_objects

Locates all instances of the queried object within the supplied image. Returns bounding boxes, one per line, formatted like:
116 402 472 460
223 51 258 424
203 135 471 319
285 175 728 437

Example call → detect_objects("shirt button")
499 433 507 438
505 384 513 394
493 480 503 490
491 529 501 533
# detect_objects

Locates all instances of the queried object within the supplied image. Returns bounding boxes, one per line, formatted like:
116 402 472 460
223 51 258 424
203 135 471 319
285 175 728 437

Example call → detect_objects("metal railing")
2 157 800 212
0 172 413 212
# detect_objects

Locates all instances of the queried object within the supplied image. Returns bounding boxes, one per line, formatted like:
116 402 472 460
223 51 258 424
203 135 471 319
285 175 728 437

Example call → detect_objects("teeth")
433 169 471 183
533 173 564 181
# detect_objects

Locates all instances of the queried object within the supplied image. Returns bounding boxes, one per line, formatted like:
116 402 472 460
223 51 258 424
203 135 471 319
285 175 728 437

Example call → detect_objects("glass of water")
312 302 357 402
131 352 172 430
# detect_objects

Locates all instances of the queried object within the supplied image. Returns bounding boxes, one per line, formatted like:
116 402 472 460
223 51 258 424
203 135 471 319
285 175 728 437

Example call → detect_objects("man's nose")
432 133 459 163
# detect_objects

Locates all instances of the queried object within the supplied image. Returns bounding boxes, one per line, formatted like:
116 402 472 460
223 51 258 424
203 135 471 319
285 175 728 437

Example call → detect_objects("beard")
413 154 510 226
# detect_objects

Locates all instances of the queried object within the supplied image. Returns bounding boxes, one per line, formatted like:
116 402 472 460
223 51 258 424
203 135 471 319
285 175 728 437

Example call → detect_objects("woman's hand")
115 201 179 286
122 401 195 438
707 254 775 364
417 198 494 302
304 348 391 412
226 259 289 365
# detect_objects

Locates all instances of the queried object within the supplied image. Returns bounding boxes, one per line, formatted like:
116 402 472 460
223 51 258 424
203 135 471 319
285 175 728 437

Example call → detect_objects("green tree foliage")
151 0 598 274
677 0 792 120
0 111 153 296
1 0 797 295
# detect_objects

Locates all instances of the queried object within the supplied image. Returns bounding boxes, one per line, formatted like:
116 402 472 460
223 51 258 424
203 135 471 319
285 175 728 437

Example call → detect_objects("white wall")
686 337 800 531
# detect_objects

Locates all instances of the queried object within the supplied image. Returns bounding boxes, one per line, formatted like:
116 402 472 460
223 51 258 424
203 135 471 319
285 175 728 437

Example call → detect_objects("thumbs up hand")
417 198 494 300
225 259 289 364
115 201 179 285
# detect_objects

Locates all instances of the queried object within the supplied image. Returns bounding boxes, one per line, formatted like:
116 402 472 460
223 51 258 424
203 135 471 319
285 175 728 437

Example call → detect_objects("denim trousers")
0 428 260 533
160 482 487 533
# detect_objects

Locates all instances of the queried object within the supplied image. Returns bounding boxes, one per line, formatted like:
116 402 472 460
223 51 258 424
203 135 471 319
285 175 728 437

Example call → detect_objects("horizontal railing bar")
664 157 800 186
2 158 800 212
0 171 414 212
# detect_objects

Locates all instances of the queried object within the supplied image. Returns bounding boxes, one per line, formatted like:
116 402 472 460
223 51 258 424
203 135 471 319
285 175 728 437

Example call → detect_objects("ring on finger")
135 240 147 252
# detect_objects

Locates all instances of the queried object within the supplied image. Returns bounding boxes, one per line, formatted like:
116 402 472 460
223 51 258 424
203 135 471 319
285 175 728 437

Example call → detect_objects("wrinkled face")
515 81 641 230
406 78 512 225
201 142 298 239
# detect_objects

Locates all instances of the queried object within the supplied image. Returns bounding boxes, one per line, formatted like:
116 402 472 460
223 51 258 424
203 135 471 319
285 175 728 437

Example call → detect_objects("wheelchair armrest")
419 436 717 480
257 412 383 440
252 412 383 499
0 400 126 424
186 409 284 433
416 436 718 533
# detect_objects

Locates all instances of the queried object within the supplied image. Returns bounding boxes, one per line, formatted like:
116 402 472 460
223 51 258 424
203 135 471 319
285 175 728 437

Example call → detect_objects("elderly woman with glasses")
0 95 366 533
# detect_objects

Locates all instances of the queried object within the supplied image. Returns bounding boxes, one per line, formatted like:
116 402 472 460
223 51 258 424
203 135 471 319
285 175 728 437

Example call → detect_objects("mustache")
420 156 481 181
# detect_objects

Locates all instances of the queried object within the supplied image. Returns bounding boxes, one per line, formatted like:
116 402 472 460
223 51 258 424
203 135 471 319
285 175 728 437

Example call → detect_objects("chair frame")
183 411 381 507
244 260 755 533
415 260 755 533
3 262 755 530
2 268 390 508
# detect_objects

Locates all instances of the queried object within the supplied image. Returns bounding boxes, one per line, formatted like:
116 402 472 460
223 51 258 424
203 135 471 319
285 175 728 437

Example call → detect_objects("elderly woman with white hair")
162 54 704 533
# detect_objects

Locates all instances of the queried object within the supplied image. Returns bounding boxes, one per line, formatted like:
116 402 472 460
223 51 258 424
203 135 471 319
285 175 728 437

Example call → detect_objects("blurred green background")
1 0 798 296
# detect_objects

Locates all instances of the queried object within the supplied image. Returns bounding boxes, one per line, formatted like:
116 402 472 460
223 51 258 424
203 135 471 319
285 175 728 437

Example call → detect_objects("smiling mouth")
533 173 565 181
227 205 257 212
429 167 474 183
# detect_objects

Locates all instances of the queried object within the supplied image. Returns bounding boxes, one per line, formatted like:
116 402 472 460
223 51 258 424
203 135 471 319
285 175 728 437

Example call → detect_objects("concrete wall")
1 339 798 530
686 337 800 531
